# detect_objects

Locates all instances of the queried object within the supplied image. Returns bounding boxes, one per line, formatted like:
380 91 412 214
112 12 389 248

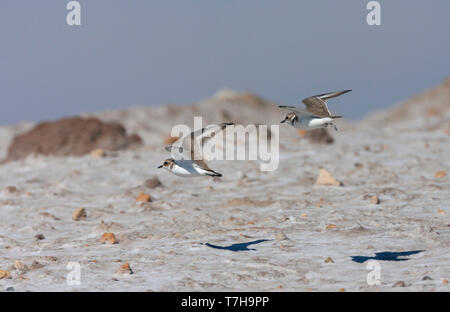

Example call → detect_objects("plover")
158 123 233 177
279 90 351 131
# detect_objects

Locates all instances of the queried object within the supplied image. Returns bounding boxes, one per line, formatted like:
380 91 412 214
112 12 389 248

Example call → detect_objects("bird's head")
157 158 175 169
280 112 296 125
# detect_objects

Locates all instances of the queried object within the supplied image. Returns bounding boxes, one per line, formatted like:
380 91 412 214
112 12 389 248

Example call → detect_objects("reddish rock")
6 117 141 161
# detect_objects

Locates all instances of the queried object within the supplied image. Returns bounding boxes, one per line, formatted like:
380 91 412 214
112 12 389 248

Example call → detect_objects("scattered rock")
30 260 44 270
443 279 449 285
6 117 142 161
90 148 106 158
5 186 18 193
422 276 432 281
435 170 446 178
315 168 343 186
370 196 380 205
100 232 118 244
136 192 152 203
0 270 11 279
324 257 334 263
143 177 163 189
326 224 337 230
392 281 406 287
305 128 334 144
35 234 45 240
338 288 345 292
116 262 133 275
224 198 274 208
6 287 14 292
275 232 289 241
72 208 87 221
14 260 28 272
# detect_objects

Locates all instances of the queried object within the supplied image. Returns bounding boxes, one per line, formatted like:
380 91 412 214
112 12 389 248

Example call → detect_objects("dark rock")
6 117 142 161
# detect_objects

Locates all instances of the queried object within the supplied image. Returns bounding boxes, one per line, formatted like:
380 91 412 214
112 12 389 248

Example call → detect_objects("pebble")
315 168 343 186
136 192 152 203
72 208 87 221
370 196 380 205
392 281 406 287
0 270 11 279
434 170 446 178
90 148 106 158
100 232 118 244
324 257 334 263
143 177 163 189
35 234 45 240
116 262 133 275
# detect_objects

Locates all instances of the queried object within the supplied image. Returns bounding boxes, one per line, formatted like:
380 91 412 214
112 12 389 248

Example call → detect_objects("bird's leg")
331 123 338 131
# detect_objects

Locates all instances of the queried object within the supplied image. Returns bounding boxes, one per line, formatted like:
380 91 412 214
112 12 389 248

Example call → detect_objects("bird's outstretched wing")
278 106 320 118
165 122 234 160
302 90 351 117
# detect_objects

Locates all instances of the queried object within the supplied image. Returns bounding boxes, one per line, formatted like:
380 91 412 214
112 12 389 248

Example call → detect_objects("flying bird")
280 90 351 131
158 122 233 177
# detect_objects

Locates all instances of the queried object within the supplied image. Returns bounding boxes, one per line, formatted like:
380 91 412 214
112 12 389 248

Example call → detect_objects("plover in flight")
279 90 351 131
158 123 233 177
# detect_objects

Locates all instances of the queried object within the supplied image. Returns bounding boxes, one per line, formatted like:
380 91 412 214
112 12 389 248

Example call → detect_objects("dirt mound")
6 117 142 161
388 78 450 122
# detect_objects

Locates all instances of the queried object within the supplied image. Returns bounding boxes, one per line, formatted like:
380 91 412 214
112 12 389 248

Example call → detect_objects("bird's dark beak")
157 165 163 168
280 117 287 123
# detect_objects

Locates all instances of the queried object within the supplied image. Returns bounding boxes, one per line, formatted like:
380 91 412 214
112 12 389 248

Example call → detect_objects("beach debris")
35 234 45 240
338 288 345 292
72 208 87 221
5 186 18 193
100 232 118 244
136 192 152 203
434 170 446 178
0 270 11 279
14 260 28 273
392 281 406 287
326 224 337 230
324 257 334 263
371 196 380 205
116 262 133 275
443 279 449 285
315 168 343 186
422 276 432 281
275 232 289 241
143 176 163 189
90 148 106 158
30 260 44 270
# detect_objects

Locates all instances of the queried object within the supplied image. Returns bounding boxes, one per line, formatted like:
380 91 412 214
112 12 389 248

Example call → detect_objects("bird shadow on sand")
351 250 424 263
203 239 271 252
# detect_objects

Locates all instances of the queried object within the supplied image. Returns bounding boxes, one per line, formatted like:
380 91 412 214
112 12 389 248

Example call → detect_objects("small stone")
5 186 18 193
443 279 449 285
116 262 133 275
30 260 44 270
338 288 345 292
90 148 106 158
326 224 337 230
315 168 343 186
136 192 152 203
324 257 334 263
437 209 445 214
434 170 446 178
72 208 87 221
143 177 163 189
35 234 45 240
14 260 27 272
422 276 432 281
6 287 14 292
100 232 118 244
275 232 289 241
393 281 406 287
0 270 11 279
371 196 380 205
300 213 307 218
297 130 307 136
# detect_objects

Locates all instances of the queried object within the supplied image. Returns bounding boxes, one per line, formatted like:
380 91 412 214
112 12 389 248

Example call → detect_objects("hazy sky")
1 1 449 124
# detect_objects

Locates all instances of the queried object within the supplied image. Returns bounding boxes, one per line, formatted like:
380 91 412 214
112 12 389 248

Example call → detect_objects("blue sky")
0 1 449 124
